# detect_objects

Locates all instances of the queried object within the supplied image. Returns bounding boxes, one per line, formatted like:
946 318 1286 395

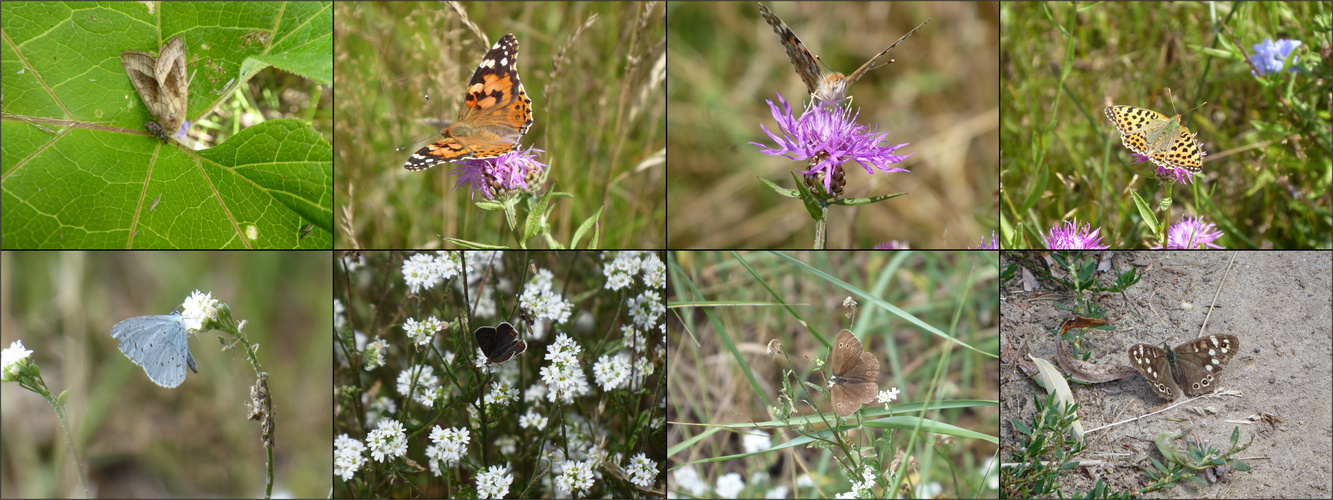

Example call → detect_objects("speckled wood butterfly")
1128 334 1238 400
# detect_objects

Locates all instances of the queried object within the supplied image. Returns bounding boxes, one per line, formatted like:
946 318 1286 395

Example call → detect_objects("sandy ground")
999 251 1332 498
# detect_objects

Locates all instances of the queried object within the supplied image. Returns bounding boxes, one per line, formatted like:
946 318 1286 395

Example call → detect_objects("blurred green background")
0 251 332 497
667 2 1000 248
999 1 1331 248
334 2 666 249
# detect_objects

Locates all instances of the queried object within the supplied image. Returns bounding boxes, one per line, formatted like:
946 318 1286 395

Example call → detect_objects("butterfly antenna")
863 19 930 73
396 93 449 151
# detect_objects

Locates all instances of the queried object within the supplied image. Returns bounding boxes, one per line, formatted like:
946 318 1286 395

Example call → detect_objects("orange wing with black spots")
405 33 534 171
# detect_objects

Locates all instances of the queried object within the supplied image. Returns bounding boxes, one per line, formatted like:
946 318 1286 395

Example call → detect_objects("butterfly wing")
110 314 195 388
405 34 534 170
121 36 188 138
758 2 825 97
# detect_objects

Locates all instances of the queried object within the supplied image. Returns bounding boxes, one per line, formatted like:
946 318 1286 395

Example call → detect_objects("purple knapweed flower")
752 92 913 196
1152 215 1225 249
974 231 999 249
448 147 547 200
1250 38 1302 77
1123 139 1208 185
1043 218 1110 249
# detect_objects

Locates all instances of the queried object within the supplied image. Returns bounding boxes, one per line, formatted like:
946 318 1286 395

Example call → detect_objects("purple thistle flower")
974 231 999 249
873 241 910 249
447 147 547 200
1250 38 1302 77
1123 135 1208 184
1043 218 1110 249
752 92 913 196
1153 215 1225 249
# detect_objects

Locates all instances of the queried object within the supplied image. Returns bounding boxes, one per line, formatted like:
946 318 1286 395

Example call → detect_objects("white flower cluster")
475 464 513 499
366 419 407 463
539 333 589 404
403 315 443 347
425 425 470 476
520 268 573 324
401 252 465 294
334 433 365 481
396 365 441 407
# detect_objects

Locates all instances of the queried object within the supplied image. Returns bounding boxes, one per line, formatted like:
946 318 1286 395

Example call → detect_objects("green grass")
667 2 999 248
334 3 664 249
999 1 1332 248
667 251 999 498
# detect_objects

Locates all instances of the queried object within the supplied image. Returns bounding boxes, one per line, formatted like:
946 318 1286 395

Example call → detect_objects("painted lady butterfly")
758 3 927 107
404 33 534 171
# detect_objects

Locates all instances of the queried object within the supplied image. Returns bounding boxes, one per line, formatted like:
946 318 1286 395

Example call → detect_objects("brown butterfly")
121 36 188 142
829 329 880 417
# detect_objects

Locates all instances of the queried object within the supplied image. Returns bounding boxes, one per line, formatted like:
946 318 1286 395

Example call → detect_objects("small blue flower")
752 92 913 196
1250 38 1302 77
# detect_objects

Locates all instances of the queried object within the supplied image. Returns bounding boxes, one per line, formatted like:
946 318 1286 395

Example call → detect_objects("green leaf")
833 191 908 206
1130 189 1159 230
439 237 507 249
523 185 554 243
1 2 333 248
571 206 603 249
757 176 800 198
791 172 826 220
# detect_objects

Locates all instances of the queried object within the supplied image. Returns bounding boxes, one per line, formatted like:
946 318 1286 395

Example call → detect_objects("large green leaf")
1 1 332 248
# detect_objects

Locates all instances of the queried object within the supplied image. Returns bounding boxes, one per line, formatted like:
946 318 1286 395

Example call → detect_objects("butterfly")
404 33 535 171
121 36 189 142
1104 105 1205 173
474 322 527 364
758 3 927 108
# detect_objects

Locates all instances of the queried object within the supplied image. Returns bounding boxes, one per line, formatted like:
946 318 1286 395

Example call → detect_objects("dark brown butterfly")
829 329 880 417
475 322 527 364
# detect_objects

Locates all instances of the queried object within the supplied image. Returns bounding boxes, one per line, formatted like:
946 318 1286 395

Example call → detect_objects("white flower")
593 351 632 391
742 430 771 454
877 386 901 403
602 251 643 291
396 365 440 407
715 472 745 498
366 419 407 463
402 253 443 294
520 269 573 325
425 426 470 474
334 433 366 481
556 459 596 497
627 289 663 330
641 252 665 288
625 452 658 488
672 465 709 497
363 338 389 371
475 464 514 499
2 340 33 380
519 410 548 431
541 333 590 404
180 290 219 331
404 316 443 347
483 378 520 407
